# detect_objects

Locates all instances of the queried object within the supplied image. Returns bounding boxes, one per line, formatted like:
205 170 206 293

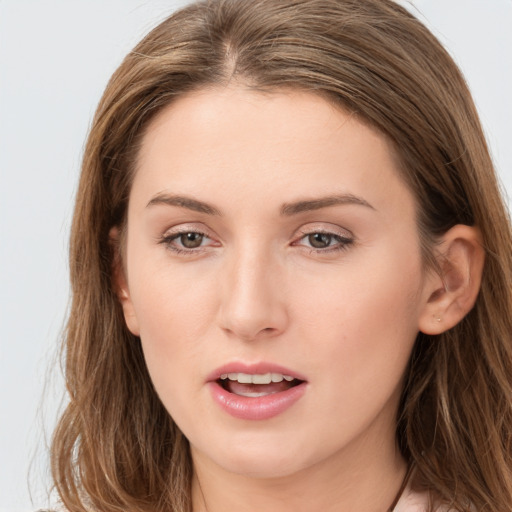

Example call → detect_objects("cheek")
293 249 423 392
127 257 221 398
129 250 219 338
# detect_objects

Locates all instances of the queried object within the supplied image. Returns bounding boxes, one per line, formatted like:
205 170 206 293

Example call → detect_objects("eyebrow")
146 192 374 216
146 193 221 215
280 194 375 215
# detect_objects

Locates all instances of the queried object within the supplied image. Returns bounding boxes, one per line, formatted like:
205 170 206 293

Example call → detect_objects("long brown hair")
51 1 512 510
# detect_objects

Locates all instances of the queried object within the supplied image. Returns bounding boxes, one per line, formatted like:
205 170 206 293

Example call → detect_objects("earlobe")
419 225 485 335
109 226 141 336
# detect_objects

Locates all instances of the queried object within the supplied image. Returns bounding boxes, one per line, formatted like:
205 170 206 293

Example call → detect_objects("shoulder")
394 487 455 512
394 485 430 512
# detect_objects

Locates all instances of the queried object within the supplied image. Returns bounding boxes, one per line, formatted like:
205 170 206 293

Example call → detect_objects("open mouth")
218 372 303 397
209 367 307 419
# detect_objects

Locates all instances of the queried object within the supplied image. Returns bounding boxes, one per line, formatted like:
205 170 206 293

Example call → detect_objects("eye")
307 232 337 249
159 228 219 254
178 232 205 249
293 227 354 254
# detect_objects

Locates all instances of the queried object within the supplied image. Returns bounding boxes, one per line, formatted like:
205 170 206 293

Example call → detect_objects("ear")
109 226 140 336
418 224 485 335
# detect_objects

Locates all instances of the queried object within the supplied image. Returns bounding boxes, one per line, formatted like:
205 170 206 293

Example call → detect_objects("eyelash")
158 230 214 255
158 228 355 255
293 229 354 254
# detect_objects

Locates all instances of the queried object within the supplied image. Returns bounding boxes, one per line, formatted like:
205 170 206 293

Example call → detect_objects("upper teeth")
220 372 294 384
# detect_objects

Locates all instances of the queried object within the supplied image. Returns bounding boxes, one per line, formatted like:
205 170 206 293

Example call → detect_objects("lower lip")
208 381 307 420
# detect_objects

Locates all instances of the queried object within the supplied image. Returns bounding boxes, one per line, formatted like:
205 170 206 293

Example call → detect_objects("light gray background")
0 1 510 511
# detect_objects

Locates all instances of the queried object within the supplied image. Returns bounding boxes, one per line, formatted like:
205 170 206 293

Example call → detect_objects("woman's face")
119 87 434 479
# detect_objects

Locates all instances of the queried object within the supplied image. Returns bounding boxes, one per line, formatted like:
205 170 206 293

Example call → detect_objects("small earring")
434 314 442 323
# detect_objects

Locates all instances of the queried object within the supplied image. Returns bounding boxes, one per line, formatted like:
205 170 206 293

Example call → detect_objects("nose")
218 245 289 341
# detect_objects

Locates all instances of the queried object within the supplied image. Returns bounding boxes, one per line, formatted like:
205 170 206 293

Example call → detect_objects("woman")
50 0 512 511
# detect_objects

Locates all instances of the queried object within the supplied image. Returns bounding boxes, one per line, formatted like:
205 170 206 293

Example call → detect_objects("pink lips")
207 362 307 421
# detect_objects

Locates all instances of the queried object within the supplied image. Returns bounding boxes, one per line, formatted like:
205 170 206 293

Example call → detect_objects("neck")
191 420 408 512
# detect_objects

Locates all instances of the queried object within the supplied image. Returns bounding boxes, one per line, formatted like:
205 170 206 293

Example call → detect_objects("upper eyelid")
294 223 354 238
159 222 354 242
162 222 214 236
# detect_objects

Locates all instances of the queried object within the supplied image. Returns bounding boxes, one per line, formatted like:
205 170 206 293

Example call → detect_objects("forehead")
132 86 415 219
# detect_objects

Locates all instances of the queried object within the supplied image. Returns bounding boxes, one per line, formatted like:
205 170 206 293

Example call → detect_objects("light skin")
113 86 484 512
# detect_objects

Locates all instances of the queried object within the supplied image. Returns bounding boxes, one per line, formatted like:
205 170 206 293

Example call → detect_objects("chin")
217 453 305 480
191 429 322 480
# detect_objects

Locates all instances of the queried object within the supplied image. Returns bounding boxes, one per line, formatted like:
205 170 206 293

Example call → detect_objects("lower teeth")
219 378 300 397
234 390 278 398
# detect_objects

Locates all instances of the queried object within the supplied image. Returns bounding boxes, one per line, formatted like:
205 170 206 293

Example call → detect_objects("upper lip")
207 362 307 383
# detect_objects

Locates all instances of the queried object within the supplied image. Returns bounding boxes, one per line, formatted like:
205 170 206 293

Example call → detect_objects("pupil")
181 232 203 248
309 233 331 248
